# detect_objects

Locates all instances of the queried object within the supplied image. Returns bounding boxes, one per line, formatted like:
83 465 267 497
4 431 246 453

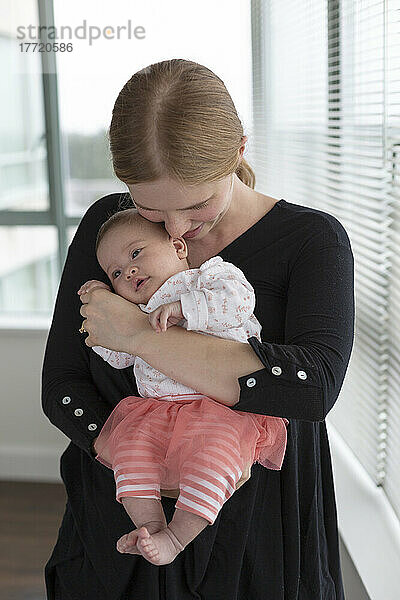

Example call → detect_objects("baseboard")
0 444 65 482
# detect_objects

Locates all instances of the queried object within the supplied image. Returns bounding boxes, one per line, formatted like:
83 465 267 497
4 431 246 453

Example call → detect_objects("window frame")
0 0 81 277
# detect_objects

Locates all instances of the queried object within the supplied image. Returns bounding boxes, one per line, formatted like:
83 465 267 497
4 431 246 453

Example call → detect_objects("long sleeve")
180 259 256 331
92 346 136 369
41 194 138 459
233 218 355 422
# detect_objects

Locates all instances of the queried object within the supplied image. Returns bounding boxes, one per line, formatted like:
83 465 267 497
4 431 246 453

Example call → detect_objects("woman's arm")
137 223 354 420
133 324 264 406
82 215 354 422
80 288 263 406
41 194 138 460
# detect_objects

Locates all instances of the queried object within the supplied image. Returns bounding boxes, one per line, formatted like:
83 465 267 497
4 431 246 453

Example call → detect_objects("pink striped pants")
95 393 287 525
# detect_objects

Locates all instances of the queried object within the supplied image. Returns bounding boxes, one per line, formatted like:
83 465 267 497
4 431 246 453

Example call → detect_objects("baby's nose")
125 265 138 279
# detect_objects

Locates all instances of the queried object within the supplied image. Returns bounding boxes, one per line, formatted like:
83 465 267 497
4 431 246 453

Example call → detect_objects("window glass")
0 0 49 211
0 226 58 314
67 225 77 247
53 0 253 217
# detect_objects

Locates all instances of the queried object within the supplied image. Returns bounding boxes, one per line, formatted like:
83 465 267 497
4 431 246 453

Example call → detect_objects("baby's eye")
112 249 141 279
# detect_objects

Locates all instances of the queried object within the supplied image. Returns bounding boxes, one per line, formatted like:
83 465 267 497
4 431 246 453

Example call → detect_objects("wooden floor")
0 481 66 600
0 480 371 600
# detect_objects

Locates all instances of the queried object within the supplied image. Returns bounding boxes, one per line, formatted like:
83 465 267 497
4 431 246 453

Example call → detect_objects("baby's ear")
172 237 188 258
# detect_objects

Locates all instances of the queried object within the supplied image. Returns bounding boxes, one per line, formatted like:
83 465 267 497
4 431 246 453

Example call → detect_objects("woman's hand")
148 301 184 332
79 288 150 354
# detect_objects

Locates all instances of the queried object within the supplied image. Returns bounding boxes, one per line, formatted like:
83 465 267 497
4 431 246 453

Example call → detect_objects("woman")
42 59 354 599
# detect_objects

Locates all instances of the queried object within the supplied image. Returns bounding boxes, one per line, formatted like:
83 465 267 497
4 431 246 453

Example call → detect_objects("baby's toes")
117 531 138 553
116 533 130 552
127 529 141 544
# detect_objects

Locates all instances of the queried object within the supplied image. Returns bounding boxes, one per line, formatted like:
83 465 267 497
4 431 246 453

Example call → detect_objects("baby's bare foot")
136 525 185 565
117 520 165 555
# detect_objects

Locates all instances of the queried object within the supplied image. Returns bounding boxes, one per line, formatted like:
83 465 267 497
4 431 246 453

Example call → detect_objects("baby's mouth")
134 277 149 291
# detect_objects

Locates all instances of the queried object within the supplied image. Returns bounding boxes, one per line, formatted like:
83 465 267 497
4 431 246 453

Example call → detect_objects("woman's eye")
193 202 208 210
132 248 141 259
112 270 121 279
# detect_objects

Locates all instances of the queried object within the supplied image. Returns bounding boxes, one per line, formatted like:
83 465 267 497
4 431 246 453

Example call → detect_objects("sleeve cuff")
232 337 324 421
181 290 209 330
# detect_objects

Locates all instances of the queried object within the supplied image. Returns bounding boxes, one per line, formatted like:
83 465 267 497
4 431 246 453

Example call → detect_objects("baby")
77 208 288 566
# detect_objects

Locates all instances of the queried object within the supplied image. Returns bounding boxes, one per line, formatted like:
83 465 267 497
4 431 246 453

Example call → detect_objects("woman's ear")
238 135 248 163
172 237 188 260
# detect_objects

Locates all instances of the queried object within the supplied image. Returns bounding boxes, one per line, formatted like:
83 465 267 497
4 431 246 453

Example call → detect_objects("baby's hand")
77 280 111 299
148 301 184 333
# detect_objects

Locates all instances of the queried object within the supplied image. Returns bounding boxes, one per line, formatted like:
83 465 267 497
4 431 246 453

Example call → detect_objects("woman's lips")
182 223 204 239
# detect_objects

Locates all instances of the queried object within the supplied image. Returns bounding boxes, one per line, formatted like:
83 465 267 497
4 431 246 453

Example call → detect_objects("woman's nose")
163 215 191 238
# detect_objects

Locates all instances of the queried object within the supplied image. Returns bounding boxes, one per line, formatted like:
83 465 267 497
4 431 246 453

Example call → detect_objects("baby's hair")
95 207 167 255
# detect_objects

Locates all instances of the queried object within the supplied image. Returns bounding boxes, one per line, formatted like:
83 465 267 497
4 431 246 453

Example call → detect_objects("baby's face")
97 222 188 304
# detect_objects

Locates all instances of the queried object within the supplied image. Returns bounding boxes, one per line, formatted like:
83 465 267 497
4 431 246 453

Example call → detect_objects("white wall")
0 325 68 482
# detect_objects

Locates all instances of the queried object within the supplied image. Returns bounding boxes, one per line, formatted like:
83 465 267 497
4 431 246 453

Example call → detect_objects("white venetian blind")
384 0 400 521
249 0 400 519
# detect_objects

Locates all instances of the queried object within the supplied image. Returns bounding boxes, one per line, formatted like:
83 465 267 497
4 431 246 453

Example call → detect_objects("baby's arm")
180 262 256 331
91 345 136 369
78 279 136 369
148 301 184 333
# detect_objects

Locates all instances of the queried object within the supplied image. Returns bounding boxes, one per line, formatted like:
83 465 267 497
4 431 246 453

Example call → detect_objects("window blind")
384 0 400 522
249 0 400 520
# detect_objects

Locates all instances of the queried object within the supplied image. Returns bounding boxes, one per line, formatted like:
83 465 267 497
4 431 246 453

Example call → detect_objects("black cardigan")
42 194 354 600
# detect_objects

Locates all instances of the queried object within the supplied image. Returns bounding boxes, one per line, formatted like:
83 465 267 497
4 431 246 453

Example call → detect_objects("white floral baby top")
92 256 262 399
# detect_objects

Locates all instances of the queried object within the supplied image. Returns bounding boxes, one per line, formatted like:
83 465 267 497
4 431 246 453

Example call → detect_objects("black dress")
42 193 354 600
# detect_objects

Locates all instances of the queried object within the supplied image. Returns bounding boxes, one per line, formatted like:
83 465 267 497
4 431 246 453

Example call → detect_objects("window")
0 1 58 317
251 1 400 598
0 3 49 213
1 0 252 320
0 226 58 314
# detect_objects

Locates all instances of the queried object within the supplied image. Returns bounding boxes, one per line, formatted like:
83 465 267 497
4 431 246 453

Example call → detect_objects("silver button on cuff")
246 377 256 388
62 396 71 404
88 423 97 431
74 408 84 417
271 366 282 376
297 370 307 380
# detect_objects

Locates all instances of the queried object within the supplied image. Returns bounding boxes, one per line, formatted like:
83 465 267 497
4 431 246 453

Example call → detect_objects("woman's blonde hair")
108 58 255 189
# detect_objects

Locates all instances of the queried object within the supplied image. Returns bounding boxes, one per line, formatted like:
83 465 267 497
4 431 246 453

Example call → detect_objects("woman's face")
127 173 234 241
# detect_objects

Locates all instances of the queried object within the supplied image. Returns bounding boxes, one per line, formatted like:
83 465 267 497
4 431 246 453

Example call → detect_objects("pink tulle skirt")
94 393 288 491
